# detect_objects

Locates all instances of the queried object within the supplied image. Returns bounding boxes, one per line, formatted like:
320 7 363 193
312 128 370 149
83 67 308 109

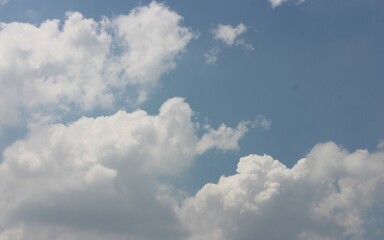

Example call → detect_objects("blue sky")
0 0 383 239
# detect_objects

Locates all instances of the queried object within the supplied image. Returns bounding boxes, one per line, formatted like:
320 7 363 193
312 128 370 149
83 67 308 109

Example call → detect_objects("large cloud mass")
0 97 251 240
0 1 195 127
1 110 383 240
0 1 383 240
181 142 384 240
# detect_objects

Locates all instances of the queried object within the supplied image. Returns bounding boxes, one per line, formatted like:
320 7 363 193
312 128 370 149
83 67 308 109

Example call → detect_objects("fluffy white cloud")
195 116 271 153
1 105 383 240
113 2 195 89
0 1 195 127
180 142 384 240
0 97 249 240
196 122 249 154
213 23 247 46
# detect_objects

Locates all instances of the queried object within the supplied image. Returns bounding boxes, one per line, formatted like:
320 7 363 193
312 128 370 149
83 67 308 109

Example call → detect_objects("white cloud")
1 1 380 240
1 106 383 240
196 122 249 154
180 142 384 240
0 0 9 5
207 23 253 63
270 0 287 8
0 1 195 127
0 97 249 240
213 23 247 46
195 116 270 154
204 47 220 64
269 0 305 8
113 1 196 87
84 164 117 184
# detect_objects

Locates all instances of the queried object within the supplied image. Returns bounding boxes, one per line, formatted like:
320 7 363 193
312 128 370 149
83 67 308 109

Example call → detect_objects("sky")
0 0 383 239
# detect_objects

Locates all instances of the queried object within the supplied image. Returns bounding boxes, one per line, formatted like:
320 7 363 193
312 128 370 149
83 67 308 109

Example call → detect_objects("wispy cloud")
0 0 9 5
269 0 305 8
252 115 272 130
213 23 247 46
205 23 253 64
204 47 220 64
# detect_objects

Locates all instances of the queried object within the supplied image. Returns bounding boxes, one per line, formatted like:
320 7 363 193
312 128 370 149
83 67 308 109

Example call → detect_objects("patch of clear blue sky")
1 0 384 192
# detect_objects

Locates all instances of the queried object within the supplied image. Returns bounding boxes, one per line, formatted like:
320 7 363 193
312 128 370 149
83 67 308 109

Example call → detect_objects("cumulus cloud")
0 97 250 240
113 2 195 88
1 104 383 240
180 142 384 240
0 3 381 239
0 1 195 127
